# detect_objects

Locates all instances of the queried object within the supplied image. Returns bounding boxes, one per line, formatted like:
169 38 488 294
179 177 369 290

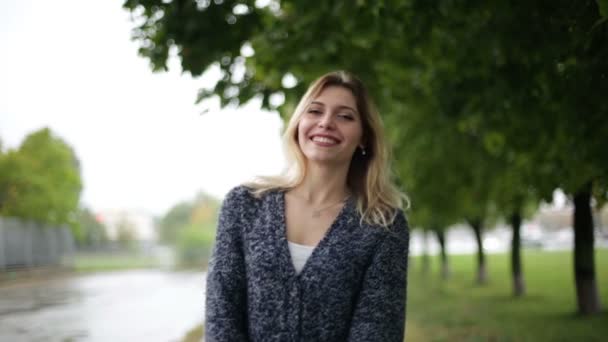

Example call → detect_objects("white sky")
0 0 286 216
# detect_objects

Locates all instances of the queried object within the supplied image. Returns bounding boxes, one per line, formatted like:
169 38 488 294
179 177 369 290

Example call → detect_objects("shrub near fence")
0 216 74 270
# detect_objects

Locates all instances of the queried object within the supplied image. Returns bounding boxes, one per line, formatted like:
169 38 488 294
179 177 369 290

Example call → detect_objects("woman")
205 71 410 342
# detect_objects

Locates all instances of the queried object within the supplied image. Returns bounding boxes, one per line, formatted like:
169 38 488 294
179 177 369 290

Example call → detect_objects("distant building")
95 209 157 242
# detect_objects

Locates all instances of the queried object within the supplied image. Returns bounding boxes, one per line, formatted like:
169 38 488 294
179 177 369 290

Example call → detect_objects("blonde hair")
245 70 408 227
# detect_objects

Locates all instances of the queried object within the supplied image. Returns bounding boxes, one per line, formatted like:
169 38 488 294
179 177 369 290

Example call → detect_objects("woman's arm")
347 212 410 342
204 186 249 341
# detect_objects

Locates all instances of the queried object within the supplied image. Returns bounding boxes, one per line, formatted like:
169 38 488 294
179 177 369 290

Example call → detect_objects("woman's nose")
318 113 335 129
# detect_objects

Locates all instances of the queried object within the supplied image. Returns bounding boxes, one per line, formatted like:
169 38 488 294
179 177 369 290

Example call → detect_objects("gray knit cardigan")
204 185 410 342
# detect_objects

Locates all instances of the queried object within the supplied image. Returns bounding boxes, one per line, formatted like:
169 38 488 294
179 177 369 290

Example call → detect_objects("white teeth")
312 136 338 144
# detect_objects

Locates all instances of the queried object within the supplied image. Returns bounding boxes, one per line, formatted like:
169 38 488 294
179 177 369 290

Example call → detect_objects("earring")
360 146 366 156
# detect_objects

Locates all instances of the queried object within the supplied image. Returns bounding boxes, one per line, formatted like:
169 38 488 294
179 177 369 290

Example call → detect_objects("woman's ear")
358 138 366 149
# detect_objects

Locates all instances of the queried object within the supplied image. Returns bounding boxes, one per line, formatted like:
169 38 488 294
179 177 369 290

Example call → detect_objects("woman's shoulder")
391 208 408 229
364 208 409 244
224 184 252 199
222 185 255 208
385 209 409 243
344 202 408 240
222 184 278 210
391 208 409 230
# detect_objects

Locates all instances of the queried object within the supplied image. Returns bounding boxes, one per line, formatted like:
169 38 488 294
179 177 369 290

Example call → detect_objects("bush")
175 223 216 267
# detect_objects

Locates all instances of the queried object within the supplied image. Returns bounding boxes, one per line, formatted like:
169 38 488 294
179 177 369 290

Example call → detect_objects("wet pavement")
0 270 205 342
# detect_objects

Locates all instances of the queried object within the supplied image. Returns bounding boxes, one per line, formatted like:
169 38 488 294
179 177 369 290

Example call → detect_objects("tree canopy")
0 128 82 228
123 0 608 208
125 0 607 312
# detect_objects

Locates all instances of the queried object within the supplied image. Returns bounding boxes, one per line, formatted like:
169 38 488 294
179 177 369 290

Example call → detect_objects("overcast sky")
0 0 285 216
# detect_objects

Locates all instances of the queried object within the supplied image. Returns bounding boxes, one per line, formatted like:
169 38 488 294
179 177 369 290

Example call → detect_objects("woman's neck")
290 162 351 206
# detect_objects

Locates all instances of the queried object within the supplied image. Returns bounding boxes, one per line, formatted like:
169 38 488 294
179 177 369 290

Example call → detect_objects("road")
0 270 205 342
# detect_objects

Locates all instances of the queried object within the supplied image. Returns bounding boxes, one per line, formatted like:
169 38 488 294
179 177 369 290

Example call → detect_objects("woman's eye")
338 114 354 121
308 109 322 114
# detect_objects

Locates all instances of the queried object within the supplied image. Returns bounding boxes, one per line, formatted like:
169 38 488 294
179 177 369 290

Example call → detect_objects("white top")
287 241 315 274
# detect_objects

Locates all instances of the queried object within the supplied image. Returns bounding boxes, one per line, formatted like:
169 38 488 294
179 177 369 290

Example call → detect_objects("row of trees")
124 0 607 314
158 192 219 265
0 128 104 247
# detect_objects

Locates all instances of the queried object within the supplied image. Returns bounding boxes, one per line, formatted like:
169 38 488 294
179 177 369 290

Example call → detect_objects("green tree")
394 98 501 284
191 192 220 225
158 201 193 244
394 0 607 312
158 191 220 244
0 128 82 229
75 207 109 248
125 0 607 314
176 222 217 266
158 191 220 265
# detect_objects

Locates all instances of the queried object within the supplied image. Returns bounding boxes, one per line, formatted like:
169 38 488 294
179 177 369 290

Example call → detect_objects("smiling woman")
297 86 363 167
204 71 410 342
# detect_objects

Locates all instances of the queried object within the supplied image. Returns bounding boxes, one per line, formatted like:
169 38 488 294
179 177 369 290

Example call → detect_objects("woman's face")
297 85 364 167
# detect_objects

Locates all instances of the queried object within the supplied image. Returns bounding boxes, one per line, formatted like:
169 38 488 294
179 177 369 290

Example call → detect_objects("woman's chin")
304 153 349 166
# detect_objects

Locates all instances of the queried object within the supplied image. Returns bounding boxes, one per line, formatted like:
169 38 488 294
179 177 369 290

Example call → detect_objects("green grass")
180 324 203 342
71 252 161 272
405 248 608 341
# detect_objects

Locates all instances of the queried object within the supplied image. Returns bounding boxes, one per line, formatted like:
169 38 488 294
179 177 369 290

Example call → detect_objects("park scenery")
1 1 607 341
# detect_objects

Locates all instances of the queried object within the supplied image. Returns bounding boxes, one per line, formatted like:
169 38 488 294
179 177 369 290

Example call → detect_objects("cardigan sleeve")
347 211 410 342
204 186 249 342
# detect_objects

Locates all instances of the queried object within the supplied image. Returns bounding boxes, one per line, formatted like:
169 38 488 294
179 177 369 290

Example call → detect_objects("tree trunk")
435 229 450 279
471 218 487 284
421 229 430 275
573 181 602 315
510 210 525 297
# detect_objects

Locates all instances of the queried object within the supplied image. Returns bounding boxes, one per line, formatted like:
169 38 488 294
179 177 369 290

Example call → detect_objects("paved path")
0 269 205 342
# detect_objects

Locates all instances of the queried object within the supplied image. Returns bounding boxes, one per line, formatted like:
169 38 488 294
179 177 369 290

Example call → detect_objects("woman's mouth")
310 135 340 146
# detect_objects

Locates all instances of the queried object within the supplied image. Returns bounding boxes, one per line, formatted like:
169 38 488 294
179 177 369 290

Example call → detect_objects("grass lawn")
405 248 608 341
71 252 161 272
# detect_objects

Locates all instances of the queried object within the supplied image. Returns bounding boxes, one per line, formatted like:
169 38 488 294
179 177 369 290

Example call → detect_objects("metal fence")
0 217 74 270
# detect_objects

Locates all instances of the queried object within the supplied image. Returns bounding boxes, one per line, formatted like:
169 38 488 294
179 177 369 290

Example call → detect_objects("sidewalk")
0 266 72 288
